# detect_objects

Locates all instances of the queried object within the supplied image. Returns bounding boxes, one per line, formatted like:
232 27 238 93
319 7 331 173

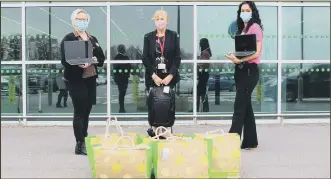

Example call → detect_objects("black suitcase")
147 86 176 128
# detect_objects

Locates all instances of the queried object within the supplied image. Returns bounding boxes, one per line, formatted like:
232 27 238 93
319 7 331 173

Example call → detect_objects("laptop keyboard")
68 59 98 65
233 51 255 56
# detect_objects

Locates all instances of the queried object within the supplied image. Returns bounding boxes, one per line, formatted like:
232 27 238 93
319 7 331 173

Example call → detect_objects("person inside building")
56 69 68 108
113 44 131 113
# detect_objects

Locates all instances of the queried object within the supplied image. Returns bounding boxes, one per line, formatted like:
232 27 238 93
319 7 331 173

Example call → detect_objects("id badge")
163 86 170 93
158 63 166 70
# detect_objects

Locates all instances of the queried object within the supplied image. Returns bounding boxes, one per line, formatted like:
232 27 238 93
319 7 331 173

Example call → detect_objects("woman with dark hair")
225 1 263 150
197 38 211 112
113 44 131 113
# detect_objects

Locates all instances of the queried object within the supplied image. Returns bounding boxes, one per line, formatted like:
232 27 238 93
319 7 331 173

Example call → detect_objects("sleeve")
251 23 263 42
92 36 105 67
60 36 71 69
142 33 155 77
169 32 181 76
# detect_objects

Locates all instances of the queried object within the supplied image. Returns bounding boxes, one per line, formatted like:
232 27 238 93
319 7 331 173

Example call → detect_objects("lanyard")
158 35 166 56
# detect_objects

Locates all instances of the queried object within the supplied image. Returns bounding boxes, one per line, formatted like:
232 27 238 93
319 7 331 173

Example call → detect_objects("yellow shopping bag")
151 127 211 178
194 129 241 178
92 136 153 179
85 117 144 178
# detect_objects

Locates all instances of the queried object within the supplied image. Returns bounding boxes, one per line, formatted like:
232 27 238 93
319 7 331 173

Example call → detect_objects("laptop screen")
235 34 257 52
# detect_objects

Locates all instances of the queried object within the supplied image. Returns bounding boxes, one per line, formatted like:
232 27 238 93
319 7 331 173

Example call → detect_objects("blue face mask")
75 20 89 31
240 12 252 23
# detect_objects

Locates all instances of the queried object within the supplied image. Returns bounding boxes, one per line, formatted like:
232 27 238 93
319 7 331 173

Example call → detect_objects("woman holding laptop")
225 1 263 150
60 9 105 155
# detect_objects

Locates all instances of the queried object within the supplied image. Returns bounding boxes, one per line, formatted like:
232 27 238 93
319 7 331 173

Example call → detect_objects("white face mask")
240 11 252 23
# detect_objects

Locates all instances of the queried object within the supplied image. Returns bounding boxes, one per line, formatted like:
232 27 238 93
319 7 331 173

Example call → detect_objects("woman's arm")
142 33 155 77
60 36 71 69
92 36 105 67
169 32 181 76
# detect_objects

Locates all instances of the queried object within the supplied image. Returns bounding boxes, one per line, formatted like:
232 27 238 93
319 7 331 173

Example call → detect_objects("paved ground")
1 124 330 178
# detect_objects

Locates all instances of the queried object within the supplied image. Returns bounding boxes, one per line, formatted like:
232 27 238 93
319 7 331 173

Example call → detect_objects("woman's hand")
162 74 173 86
92 56 98 63
225 53 241 64
152 73 162 86
79 63 91 68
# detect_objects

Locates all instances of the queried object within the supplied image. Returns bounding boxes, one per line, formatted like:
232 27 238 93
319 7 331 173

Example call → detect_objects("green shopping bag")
194 129 241 178
85 118 144 178
91 136 153 178
150 127 211 178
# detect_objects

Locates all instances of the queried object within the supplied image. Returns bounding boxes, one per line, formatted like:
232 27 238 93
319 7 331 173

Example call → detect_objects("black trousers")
57 89 68 105
67 77 96 142
229 63 259 147
115 77 129 111
197 73 209 112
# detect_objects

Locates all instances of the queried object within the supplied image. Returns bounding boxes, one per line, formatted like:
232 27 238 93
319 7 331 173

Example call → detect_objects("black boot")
63 103 67 108
75 141 87 155
56 103 63 108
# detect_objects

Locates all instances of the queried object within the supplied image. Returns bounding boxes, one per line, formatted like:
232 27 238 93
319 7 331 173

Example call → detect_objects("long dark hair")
236 1 263 34
199 38 212 57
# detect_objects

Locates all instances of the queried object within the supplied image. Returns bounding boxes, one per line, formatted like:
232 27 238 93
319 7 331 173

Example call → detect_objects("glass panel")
25 6 107 61
1 65 23 116
281 63 330 113
110 63 193 115
196 63 278 115
282 7 330 60
26 64 107 116
1 8 22 61
110 5 194 60
197 6 277 60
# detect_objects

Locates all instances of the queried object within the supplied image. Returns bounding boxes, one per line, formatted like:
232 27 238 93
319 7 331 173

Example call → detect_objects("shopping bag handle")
152 126 173 140
105 116 124 139
205 129 225 135
114 135 135 148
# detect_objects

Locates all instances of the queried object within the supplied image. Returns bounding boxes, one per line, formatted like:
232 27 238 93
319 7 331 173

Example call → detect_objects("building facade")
1 2 330 124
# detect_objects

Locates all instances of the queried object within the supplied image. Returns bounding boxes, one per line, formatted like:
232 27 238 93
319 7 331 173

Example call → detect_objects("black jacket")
60 32 105 84
113 53 131 78
142 29 181 88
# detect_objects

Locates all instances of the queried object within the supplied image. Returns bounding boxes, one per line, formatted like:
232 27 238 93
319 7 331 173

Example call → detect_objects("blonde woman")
142 9 181 137
60 9 105 155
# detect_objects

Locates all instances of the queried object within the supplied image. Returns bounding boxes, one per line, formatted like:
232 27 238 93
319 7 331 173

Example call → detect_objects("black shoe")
119 109 126 113
241 145 258 150
56 103 63 108
63 103 67 107
75 141 87 155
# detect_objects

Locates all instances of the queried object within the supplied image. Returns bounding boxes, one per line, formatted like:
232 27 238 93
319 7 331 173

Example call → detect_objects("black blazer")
142 29 181 88
60 32 105 84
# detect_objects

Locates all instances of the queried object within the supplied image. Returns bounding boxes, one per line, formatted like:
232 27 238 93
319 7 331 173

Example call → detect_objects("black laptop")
64 40 98 65
232 34 256 57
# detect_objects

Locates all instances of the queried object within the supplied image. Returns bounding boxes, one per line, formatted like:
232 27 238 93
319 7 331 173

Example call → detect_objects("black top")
60 32 105 84
142 29 181 88
113 53 131 78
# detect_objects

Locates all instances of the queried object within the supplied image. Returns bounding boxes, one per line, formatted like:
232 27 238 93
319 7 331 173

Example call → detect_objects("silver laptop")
232 34 256 57
64 40 98 65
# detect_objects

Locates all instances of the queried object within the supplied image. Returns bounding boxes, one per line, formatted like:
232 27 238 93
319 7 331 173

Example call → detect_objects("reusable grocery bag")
151 127 211 178
91 135 153 179
85 117 144 177
194 129 241 178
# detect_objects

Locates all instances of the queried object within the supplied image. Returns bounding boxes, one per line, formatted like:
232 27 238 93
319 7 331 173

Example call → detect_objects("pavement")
1 124 330 178
1 83 330 115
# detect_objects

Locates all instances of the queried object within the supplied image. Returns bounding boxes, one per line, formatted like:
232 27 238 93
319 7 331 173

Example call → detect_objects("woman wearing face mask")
60 9 105 155
225 1 263 150
142 9 181 134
